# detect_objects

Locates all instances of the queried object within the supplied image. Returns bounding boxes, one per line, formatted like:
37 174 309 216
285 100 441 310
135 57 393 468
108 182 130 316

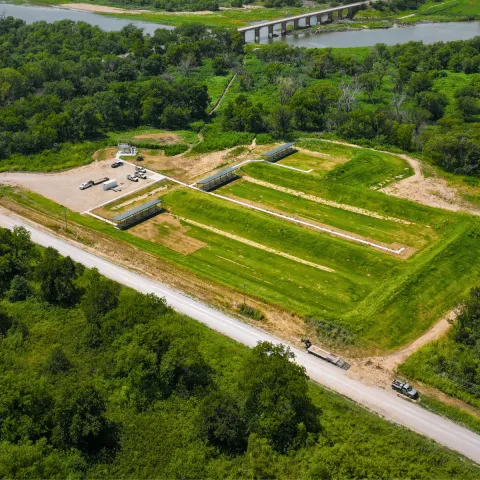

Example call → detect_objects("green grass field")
4 138 480 352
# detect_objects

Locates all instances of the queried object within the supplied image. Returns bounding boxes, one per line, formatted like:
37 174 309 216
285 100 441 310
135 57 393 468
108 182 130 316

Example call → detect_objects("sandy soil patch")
134 133 181 144
93 147 117 162
62 3 152 14
0 160 158 213
129 214 206 255
380 155 480 215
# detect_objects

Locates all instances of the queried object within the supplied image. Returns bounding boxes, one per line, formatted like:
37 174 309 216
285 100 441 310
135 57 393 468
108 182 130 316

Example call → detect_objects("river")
0 3 173 34
1 3 479 47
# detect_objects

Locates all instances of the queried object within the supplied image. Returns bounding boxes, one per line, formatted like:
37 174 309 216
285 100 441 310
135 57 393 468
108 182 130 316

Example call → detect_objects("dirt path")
321 139 480 215
209 74 237 115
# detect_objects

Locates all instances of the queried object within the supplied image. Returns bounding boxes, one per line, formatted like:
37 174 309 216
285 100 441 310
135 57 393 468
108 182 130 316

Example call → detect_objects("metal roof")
113 199 162 222
261 142 296 157
196 166 239 185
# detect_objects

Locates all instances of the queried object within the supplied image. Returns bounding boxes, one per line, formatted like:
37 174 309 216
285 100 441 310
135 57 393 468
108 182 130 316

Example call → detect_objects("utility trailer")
302 339 350 370
93 177 109 185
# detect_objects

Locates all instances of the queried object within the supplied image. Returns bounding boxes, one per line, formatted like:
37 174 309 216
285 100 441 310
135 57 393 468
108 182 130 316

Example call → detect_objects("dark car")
111 160 123 168
136 155 144 161
392 379 419 400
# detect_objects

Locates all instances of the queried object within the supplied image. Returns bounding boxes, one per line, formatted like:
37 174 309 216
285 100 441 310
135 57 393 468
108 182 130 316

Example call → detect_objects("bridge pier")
338 9 343 20
328 12 333 22
254 27 260 42
268 24 274 38
294 19 299 29
305 16 311 27
281 21 287 36
347 7 354 18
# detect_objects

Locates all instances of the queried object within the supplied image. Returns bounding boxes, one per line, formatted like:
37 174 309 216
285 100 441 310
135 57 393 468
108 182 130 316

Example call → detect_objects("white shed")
103 179 118 191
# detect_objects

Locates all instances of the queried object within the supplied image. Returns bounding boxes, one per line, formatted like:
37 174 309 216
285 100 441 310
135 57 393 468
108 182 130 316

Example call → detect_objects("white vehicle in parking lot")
127 174 138 182
79 181 94 190
135 172 147 179
135 166 146 173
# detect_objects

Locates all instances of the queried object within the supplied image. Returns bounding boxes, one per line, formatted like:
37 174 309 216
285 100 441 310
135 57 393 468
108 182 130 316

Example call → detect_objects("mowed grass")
163 187 401 280
417 0 480 19
219 179 435 249
242 154 452 228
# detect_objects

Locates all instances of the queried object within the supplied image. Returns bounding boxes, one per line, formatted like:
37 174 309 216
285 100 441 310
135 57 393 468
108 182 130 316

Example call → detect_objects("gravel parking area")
0 160 163 212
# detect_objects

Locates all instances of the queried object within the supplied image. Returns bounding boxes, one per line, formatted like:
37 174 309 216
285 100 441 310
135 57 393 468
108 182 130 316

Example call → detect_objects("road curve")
1 212 479 465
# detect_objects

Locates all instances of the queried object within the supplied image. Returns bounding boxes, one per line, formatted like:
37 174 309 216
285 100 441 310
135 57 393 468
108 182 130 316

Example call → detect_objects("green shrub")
164 144 189 156
238 303 265 321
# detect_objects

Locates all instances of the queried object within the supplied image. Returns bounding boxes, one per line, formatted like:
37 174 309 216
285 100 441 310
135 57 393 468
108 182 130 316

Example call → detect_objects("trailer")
103 179 118 191
93 177 109 185
302 339 350 370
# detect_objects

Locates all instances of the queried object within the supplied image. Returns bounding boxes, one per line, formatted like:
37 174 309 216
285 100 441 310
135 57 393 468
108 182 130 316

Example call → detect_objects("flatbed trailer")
93 176 109 185
306 344 351 370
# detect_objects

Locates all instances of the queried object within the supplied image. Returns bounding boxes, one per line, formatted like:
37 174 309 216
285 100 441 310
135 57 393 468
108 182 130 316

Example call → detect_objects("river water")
1 3 479 47
0 3 173 34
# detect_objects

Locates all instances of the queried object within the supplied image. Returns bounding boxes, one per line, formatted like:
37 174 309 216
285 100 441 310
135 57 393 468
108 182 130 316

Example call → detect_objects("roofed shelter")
261 142 296 162
195 166 239 191
113 199 163 229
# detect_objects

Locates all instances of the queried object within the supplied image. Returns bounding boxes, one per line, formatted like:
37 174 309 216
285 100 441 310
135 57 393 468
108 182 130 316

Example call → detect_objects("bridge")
238 1 371 43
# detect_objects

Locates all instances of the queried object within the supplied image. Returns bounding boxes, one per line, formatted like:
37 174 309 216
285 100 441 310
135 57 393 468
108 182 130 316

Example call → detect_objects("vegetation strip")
243 175 412 225
181 216 336 272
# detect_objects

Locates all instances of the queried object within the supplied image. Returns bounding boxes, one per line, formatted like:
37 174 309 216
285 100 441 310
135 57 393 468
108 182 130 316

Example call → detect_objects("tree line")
222 38 480 174
0 19 242 159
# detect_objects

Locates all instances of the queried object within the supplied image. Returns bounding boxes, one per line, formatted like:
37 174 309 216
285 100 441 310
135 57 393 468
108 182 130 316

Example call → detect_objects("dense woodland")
0 225 478 478
1 17 480 175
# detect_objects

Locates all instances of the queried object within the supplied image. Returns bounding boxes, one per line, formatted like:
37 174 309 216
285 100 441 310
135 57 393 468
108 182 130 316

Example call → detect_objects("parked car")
135 172 147 179
392 379 419 400
111 160 123 168
136 155 144 161
79 180 94 190
127 174 138 182
135 165 146 172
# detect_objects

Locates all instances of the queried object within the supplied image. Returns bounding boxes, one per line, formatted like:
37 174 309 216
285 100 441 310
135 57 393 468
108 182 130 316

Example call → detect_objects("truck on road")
392 379 419 400
301 339 350 370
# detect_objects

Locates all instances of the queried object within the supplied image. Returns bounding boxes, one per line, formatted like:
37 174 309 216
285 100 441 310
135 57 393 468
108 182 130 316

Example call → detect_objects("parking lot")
0 159 163 212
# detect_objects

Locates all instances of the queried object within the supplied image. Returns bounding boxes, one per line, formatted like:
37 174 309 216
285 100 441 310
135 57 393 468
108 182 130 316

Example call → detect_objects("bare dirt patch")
0 160 158 212
136 147 252 183
93 147 117 162
129 214 206 255
321 139 480 215
134 133 181 144
380 155 480 214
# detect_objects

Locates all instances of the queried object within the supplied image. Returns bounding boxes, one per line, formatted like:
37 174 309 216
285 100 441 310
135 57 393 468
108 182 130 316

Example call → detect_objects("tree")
7 276 32 302
81 268 120 325
45 347 71 375
52 386 115 455
357 72 380 102
0 308 13 337
36 248 79 307
416 91 448 121
200 391 247 454
239 342 320 453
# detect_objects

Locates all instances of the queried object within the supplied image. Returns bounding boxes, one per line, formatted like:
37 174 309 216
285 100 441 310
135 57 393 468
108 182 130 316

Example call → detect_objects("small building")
195 166 239 191
112 199 163 229
261 142 296 162
118 143 137 155
103 179 118 191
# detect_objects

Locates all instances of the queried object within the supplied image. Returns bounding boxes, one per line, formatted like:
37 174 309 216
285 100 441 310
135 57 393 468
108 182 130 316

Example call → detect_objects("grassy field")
417 0 480 20
219 178 434 249
4 137 480 352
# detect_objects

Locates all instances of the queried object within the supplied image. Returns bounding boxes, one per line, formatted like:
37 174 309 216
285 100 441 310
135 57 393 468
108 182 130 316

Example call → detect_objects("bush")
7 276 32 302
238 303 265 321
164 144 189 156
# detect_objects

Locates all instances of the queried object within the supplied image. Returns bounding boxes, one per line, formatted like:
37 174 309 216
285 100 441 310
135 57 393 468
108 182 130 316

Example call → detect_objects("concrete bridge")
238 1 371 43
